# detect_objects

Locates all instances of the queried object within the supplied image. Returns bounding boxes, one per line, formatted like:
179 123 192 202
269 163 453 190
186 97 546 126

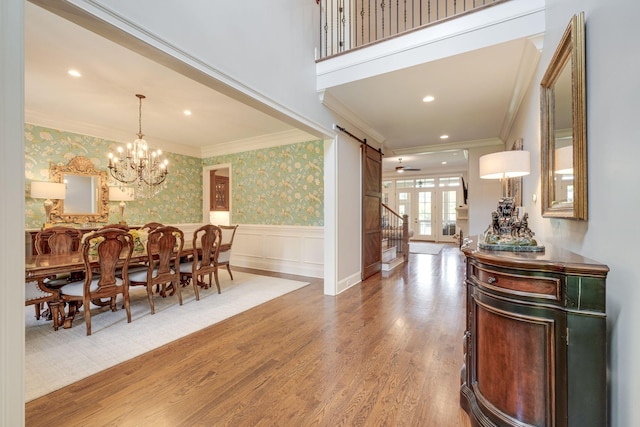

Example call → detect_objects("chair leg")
192 276 200 301
213 268 221 294
174 279 183 305
123 289 132 324
146 284 155 314
226 265 234 280
84 299 92 336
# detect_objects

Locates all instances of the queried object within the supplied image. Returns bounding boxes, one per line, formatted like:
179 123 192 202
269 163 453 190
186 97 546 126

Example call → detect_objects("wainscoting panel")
174 223 324 278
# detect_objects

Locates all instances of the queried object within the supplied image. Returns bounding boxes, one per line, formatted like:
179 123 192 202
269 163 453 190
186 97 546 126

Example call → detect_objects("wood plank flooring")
26 246 471 426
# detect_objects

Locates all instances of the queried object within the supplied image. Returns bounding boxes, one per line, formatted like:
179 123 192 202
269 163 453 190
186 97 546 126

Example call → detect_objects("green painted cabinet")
460 241 608 427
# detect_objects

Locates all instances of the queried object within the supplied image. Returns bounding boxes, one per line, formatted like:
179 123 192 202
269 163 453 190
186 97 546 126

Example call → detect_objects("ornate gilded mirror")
50 156 109 223
540 12 587 220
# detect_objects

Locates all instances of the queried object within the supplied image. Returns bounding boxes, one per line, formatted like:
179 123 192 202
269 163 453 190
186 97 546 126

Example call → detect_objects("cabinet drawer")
471 264 562 302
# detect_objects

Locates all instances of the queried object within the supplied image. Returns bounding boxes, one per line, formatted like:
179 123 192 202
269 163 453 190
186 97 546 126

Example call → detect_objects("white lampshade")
479 150 530 179
108 186 135 202
555 145 573 174
30 181 66 200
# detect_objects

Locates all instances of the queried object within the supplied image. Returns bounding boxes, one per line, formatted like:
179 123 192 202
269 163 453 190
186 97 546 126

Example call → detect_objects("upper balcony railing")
318 0 509 59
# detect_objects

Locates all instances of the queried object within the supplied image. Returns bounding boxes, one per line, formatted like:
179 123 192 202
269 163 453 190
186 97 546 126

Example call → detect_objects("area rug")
409 241 447 255
24 271 309 401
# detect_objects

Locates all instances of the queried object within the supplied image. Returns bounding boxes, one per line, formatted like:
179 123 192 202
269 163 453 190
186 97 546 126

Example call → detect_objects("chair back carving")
141 222 164 232
34 226 82 255
130 226 183 313
216 225 238 273
60 228 134 335
180 224 222 295
84 228 133 299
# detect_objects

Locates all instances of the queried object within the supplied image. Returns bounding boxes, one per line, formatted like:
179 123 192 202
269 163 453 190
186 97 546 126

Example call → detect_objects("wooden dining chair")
32 226 83 320
34 226 82 256
216 224 238 283
129 226 183 314
25 280 63 330
179 224 221 295
59 228 134 335
141 222 164 233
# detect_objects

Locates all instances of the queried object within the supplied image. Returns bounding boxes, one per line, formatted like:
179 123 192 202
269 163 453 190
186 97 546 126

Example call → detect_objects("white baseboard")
337 271 361 294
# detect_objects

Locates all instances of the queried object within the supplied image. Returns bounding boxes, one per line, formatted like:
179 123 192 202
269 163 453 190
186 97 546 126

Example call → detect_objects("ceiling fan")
395 158 421 173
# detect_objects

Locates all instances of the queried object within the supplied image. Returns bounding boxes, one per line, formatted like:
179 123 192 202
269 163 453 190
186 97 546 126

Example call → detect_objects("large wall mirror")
50 156 110 223
540 12 587 220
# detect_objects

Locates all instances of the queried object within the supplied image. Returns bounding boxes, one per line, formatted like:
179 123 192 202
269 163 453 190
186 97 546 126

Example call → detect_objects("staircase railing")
318 0 510 59
382 203 410 262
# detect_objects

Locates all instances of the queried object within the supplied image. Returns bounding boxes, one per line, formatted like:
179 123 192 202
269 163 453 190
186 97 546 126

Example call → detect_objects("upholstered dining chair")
129 226 183 314
34 226 83 256
179 224 221 295
32 226 83 320
141 222 164 233
25 281 63 330
59 228 134 335
216 224 238 282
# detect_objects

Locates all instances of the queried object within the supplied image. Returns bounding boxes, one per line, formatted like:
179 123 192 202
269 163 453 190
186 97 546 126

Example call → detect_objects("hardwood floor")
26 246 471 426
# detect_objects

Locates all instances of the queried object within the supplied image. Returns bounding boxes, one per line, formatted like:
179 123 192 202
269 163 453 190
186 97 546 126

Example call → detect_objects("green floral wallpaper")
24 124 202 229
203 141 324 226
25 124 324 229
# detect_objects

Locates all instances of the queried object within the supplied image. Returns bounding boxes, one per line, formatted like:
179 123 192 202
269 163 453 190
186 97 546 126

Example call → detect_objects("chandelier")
107 94 168 198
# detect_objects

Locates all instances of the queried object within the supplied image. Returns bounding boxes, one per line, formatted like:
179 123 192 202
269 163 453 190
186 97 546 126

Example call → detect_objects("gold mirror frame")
50 156 109 223
540 12 587 220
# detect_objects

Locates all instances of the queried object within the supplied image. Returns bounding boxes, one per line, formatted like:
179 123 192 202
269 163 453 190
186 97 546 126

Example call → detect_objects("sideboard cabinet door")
460 241 608 427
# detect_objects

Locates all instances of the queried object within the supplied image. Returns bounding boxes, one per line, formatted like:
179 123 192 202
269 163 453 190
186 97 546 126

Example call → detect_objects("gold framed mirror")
540 12 587 220
50 156 109 223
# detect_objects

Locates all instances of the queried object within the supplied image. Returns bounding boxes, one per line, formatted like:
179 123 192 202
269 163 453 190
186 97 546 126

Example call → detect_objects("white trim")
337 271 362 293
316 0 545 89
318 91 386 144
2 0 26 424
323 138 339 294
202 163 232 224
201 129 317 158
232 224 324 278
171 223 324 279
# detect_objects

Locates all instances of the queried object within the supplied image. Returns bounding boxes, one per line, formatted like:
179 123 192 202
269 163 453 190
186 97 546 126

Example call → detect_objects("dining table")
25 240 201 329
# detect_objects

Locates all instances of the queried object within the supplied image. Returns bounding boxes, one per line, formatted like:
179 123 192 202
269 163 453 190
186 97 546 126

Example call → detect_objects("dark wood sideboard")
460 240 608 427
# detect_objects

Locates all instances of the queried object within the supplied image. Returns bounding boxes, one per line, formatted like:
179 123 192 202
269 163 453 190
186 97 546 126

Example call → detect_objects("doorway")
386 176 461 243
203 164 232 225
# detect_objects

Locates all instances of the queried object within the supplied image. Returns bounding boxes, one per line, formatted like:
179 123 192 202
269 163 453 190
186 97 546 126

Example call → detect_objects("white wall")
506 0 640 425
336 135 362 292
467 145 503 237
59 0 336 136
1 0 26 424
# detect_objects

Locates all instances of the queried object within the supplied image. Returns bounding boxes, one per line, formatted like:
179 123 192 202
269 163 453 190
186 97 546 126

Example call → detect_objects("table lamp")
108 186 135 225
478 150 543 252
30 181 66 229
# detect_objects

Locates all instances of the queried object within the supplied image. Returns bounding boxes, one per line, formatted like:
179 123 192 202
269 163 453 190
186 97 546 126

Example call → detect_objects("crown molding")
200 129 317 158
318 90 385 143
389 138 503 156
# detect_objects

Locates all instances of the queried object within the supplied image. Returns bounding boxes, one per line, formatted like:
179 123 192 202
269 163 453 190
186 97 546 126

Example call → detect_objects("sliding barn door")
362 145 382 279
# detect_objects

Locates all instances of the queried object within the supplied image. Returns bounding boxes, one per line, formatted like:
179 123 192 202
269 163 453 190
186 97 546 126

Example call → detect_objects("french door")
395 177 460 242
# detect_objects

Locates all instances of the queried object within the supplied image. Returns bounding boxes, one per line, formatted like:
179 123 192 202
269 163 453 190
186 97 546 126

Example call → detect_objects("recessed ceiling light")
422 95 435 103
67 69 81 78
183 110 192 116
441 161 447 165
440 134 449 139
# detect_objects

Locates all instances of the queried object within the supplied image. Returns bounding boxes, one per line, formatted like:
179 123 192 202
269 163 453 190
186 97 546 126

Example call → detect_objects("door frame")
202 163 232 224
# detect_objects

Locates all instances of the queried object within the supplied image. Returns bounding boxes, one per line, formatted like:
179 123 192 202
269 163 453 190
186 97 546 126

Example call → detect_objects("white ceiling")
25 2 541 175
